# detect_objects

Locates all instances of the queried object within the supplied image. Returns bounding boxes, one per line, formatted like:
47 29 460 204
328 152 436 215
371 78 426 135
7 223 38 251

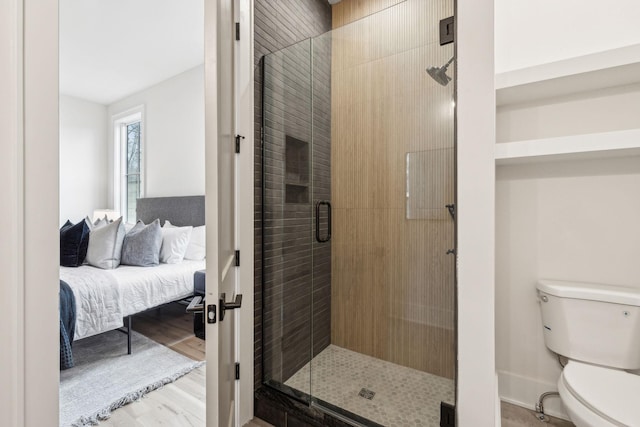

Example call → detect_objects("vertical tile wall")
254 0 332 391
330 0 456 378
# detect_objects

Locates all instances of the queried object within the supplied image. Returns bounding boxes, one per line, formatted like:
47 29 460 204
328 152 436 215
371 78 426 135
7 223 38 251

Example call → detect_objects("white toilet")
537 279 640 427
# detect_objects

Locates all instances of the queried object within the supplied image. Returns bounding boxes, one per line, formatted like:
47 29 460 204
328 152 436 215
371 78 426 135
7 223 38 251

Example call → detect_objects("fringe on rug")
70 361 206 427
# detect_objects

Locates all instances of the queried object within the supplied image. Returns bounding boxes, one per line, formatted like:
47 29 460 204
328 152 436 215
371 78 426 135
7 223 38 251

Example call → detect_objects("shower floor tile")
284 345 454 427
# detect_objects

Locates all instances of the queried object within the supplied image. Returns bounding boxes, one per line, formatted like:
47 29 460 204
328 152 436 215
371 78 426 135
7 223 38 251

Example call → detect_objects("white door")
205 0 239 426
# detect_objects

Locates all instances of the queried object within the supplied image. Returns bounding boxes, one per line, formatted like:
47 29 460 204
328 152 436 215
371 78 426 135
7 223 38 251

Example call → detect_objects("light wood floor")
100 364 206 426
99 362 271 427
132 302 206 361
96 302 206 426
501 401 575 427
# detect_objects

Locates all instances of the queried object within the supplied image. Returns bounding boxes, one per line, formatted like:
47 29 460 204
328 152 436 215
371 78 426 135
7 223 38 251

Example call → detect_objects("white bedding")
60 260 205 340
59 265 122 340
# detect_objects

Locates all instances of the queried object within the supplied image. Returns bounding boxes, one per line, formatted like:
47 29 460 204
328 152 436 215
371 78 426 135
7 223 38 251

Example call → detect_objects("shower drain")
358 388 375 400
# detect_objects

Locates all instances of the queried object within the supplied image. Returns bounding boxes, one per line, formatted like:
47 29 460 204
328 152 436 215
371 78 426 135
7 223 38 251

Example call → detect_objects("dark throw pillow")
60 219 90 267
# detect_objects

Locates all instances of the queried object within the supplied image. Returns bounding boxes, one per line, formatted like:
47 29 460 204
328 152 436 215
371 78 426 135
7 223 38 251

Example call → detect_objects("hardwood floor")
100 363 271 427
96 302 206 426
132 301 205 361
100 365 206 427
501 402 575 427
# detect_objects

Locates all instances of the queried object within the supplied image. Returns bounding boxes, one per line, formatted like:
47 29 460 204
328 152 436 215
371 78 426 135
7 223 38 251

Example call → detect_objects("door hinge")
235 362 240 380
234 250 240 267
235 22 240 41
235 134 245 154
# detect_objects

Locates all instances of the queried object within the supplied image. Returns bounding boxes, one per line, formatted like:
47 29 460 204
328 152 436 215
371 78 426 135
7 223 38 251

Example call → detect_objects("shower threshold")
284 345 454 427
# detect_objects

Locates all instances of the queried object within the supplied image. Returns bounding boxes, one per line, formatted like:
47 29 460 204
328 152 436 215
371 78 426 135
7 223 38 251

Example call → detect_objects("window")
113 107 144 223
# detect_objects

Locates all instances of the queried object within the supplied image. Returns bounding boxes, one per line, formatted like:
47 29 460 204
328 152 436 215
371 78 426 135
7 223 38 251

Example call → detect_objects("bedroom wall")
107 65 204 203
59 95 108 224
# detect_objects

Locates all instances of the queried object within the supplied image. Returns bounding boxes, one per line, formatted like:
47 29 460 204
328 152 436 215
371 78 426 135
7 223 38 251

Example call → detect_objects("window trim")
112 105 145 223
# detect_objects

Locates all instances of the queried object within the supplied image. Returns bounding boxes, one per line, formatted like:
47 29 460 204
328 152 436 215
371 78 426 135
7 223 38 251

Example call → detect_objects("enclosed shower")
258 1 455 425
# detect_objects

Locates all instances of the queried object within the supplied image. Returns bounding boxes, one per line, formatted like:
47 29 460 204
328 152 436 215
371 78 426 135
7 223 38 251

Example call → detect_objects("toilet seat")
560 361 640 426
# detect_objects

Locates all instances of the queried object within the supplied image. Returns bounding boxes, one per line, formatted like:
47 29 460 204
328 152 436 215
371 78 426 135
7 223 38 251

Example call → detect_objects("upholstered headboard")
136 196 205 227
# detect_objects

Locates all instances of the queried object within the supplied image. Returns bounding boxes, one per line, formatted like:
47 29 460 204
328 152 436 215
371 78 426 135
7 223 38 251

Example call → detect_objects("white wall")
496 158 640 418
107 65 205 203
457 0 497 424
59 95 108 224
495 0 640 72
497 84 640 143
495 86 640 418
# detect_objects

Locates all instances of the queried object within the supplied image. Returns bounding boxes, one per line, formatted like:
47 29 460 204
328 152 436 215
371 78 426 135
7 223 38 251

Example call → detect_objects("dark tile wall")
254 0 332 391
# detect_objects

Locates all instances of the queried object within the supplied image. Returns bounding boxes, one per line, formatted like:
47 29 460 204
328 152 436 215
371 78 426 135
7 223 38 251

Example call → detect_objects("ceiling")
60 0 204 105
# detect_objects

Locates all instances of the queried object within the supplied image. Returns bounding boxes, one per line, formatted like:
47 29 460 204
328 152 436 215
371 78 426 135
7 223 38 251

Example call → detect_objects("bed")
59 195 205 355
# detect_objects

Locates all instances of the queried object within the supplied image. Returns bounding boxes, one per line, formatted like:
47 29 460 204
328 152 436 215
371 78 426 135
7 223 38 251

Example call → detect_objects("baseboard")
497 370 569 420
495 373 501 427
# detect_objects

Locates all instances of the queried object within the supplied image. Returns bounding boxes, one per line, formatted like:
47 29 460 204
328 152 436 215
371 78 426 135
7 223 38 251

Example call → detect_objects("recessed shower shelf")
495 128 640 165
496 44 640 106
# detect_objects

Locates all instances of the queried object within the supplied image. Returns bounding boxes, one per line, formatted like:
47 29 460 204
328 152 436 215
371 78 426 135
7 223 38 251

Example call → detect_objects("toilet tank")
537 280 640 370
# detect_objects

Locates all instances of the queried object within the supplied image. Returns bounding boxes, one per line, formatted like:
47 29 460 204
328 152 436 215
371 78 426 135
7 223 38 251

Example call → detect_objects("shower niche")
285 135 309 204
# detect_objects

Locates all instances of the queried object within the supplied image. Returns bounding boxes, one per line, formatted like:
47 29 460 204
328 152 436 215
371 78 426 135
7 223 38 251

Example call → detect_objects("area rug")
59 329 205 427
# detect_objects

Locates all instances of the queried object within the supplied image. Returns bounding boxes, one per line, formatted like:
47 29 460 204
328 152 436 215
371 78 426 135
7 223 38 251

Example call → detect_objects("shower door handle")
315 200 332 243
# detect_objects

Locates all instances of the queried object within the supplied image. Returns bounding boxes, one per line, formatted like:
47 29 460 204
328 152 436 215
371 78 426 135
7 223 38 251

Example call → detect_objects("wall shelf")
496 44 640 106
495 128 640 165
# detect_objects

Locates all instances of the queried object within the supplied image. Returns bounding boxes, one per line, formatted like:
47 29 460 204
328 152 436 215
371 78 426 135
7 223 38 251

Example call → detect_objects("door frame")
206 0 254 425
233 0 255 424
0 0 60 425
0 0 254 425
2 0 498 425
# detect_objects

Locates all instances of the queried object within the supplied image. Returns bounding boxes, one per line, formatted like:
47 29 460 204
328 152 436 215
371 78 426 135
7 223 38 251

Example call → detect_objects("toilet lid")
562 361 640 426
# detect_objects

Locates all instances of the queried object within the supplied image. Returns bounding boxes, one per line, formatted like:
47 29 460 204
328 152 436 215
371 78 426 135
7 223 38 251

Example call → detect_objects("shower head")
426 56 454 86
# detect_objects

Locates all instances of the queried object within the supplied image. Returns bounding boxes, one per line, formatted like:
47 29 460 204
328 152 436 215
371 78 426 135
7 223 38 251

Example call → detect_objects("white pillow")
160 225 193 264
165 220 206 260
85 217 126 269
85 215 108 231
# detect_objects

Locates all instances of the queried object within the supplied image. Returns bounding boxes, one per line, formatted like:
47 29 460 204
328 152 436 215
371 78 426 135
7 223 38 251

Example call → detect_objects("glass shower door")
261 38 314 402
308 1 456 425
261 2 457 425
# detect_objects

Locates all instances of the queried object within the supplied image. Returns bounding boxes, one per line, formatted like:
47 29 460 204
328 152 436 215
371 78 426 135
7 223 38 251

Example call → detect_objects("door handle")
219 293 242 321
315 200 332 243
